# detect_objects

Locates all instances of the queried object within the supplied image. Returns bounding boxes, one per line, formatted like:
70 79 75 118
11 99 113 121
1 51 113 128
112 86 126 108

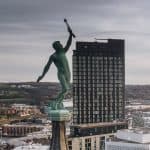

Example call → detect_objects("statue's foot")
48 100 64 110
58 102 64 109
54 102 64 110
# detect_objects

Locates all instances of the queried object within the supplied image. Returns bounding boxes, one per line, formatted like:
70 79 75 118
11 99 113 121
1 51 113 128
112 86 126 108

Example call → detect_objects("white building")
105 128 150 150
143 112 150 127
14 144 49 150
11 104 37 110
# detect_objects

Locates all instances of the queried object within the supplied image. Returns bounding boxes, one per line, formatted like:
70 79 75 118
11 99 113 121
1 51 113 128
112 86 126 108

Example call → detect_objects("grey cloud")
1 0 150 83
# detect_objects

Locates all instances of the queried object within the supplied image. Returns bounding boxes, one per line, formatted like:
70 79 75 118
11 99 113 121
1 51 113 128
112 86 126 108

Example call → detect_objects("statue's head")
52 41 63 52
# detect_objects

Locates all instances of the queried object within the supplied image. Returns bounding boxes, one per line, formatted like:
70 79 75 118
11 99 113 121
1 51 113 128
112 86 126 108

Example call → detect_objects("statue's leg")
55 73 69 109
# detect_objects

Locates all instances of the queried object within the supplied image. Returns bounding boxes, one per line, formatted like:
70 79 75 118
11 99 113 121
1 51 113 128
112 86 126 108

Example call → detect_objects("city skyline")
0 0 150 84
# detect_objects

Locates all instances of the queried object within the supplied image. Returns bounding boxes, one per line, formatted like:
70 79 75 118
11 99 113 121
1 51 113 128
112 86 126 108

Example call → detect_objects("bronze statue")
37 19 75 110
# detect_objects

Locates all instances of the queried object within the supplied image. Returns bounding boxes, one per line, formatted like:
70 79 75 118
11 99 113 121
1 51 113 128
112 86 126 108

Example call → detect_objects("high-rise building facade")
73 39 125 124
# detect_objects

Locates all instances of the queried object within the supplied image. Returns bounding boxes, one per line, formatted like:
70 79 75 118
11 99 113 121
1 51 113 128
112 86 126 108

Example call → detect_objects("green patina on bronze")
37 19 74 112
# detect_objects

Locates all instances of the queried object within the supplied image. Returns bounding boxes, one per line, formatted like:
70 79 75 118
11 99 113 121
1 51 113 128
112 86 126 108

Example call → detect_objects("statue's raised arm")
64 30 73 52
64 18 76 52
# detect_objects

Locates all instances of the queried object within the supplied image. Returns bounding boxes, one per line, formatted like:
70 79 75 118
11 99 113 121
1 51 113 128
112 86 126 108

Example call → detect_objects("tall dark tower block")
73 39 125 124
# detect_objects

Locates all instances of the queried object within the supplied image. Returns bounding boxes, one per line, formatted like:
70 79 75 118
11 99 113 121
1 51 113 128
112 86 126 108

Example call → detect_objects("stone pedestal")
47 108 71 150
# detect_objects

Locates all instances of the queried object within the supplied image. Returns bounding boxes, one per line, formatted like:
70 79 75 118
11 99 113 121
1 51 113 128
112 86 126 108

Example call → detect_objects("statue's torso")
52 52 70 77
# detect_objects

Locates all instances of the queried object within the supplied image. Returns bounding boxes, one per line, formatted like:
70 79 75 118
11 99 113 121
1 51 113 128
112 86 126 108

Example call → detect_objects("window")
100 136 105 150
68 140 72 150
79 139 82 150
94 137 97 150
85 138 91 150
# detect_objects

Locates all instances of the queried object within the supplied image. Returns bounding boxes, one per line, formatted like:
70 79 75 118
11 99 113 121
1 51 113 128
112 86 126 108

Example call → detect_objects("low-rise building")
105 128 150 150
68 133 114 150
143 112 150 127
11 104 41 117
2 124 43 137
67 121 127 150
14 144 49 150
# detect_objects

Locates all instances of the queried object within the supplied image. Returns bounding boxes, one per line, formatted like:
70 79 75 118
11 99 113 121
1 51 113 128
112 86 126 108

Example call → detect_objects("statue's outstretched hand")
37 76 43 83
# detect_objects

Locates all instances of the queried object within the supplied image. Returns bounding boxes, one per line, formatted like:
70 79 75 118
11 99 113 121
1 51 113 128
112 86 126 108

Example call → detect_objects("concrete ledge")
48 109 71 121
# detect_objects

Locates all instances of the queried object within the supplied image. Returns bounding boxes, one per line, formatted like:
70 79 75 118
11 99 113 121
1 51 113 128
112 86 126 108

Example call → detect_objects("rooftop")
116 128 150 144
123 128 150 134
14 144 49 150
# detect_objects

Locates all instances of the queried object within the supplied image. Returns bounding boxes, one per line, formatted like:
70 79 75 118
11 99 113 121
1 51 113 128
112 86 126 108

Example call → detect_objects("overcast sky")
0 0 150 84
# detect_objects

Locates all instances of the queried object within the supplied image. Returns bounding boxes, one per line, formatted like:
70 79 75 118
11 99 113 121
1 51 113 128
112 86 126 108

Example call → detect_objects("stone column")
50 121 68 150
48 109 71 150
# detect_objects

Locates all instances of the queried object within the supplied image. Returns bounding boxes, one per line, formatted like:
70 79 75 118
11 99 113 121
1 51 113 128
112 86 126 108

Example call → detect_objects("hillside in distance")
126 85 150 100
0 82 71 105
0 82 150 105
